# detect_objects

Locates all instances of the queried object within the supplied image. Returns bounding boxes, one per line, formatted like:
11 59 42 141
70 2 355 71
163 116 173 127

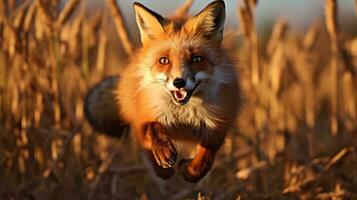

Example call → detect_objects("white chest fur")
154 97 219 129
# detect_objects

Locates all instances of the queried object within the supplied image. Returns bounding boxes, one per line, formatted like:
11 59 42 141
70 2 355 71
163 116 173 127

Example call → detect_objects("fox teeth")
174 90 187 101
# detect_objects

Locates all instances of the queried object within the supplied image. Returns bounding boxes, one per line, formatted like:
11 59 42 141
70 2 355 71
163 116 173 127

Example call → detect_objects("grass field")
1 0 357 199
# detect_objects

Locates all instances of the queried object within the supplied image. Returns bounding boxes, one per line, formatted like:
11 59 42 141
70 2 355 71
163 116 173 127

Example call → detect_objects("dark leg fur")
179 130 226 183
179 147 216 183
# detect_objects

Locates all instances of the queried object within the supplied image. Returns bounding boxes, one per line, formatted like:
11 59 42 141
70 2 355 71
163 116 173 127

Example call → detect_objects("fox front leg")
136 122 177 179
179 146 216 183
179 130 226 183
140 122 178 169
145 149 177 179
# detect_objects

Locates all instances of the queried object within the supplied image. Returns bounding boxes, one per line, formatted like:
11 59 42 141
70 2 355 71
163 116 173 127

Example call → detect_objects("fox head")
133 0 233 105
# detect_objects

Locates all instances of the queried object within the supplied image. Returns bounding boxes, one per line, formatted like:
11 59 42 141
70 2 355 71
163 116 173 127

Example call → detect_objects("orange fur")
116 0 240 182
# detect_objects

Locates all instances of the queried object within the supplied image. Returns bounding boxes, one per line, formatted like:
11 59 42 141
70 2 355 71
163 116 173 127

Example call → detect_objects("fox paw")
178 159 210 183
155 167 175 179
151 136 177 168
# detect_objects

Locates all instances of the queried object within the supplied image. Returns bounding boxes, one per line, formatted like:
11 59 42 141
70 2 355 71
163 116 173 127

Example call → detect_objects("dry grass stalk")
23 2 36 32
56 0 80 27
2 19 19 57
172 0 194 19
337 72 355 130
238 7 251 38
34 92 42 127
0 1 5 15
267 20 288 55
303 22 320 51
107 0 134 56
268 37 285 94
240 0 263 169
79 0 90 78
325 0 338 45
325 0 339 135
13 0 31 29
88 10 104 34
96 31 107 73
239 1 261 100
35 0 53 26
324 147 354 171
246 0 258 12
243 0 260 89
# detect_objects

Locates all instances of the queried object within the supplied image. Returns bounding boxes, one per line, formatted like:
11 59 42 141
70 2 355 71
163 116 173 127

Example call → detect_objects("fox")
84 0 240 183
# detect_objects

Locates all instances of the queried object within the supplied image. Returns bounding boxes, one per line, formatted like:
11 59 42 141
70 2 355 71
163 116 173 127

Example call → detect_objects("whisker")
134 79 167 96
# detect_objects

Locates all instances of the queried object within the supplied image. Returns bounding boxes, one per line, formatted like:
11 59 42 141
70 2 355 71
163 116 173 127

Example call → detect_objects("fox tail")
84 76 128 137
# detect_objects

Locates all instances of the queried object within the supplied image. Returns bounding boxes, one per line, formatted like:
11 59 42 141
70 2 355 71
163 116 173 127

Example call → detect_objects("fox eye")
159 57 170 65
192 56 203 63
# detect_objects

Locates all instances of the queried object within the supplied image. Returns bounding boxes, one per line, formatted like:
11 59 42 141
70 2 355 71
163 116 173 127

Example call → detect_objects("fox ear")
133 2 166 45
186 0 226 42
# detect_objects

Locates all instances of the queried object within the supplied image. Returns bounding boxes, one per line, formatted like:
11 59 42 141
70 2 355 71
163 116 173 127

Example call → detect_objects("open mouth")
169 83 200 105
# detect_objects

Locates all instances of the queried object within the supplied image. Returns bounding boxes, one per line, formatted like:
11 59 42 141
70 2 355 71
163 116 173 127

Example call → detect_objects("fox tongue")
174 90 187 101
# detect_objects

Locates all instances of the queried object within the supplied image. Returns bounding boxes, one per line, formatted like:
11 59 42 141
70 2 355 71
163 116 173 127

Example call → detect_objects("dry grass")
1 0 357 199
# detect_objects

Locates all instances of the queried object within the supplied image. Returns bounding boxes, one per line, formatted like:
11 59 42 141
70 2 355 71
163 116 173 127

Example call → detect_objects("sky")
117 0 356 33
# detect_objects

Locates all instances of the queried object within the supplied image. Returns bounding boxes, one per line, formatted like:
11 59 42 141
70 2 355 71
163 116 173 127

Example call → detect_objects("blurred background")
119 0 357 31
1 0 357 199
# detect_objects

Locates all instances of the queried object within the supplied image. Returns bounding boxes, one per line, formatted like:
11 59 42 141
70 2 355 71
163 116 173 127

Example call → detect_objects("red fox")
85 0 240 183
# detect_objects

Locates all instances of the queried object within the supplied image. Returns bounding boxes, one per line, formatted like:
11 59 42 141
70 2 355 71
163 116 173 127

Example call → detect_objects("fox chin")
84 0 240 183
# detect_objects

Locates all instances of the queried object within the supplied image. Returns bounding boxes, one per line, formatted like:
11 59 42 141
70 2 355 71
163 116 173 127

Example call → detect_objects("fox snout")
172 78 186 89
169 76 196 90
165 72 208 105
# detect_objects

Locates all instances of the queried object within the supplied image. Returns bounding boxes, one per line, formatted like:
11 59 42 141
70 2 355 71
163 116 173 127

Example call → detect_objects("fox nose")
173 78 186 89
